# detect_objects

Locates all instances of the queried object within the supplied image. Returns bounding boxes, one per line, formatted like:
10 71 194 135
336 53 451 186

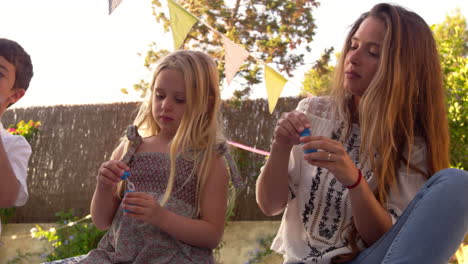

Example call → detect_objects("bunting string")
109 0 311 112
227 140 270 156
164 0 310 113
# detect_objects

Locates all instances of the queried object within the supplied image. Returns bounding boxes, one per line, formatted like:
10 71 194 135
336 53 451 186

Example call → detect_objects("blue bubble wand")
121 171 136 213
300 128 317 153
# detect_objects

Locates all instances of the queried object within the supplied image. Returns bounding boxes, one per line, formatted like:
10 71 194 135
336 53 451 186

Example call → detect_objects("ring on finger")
327 152 332 161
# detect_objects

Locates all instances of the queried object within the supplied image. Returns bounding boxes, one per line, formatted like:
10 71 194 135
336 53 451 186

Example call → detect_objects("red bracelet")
346 169 362 189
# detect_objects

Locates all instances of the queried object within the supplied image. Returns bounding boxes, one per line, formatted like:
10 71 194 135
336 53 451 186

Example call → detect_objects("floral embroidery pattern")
301 126 366 260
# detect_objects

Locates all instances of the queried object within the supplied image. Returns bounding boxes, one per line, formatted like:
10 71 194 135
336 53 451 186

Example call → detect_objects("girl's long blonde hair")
116 50 224 215
330 3 450 262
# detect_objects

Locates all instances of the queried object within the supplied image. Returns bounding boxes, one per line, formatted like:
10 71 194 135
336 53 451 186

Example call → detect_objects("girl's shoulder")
296 96 334 120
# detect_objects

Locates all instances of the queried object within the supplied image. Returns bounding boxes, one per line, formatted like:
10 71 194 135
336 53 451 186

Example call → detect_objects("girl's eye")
155 94 165 100
175 98 186 104
369 49 380 57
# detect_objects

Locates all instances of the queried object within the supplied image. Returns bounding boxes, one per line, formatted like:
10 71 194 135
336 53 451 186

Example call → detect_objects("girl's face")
344 17 385 102
152 69 187 137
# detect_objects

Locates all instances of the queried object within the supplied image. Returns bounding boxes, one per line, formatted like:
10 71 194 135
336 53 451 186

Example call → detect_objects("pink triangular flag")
108 0 123 14
222 36 250 85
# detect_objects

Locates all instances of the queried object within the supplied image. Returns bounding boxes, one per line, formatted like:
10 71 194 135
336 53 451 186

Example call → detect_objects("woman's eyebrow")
351 36 381 47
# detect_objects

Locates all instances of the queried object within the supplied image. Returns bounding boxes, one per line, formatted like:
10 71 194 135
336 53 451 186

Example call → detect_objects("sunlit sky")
1 0 467 108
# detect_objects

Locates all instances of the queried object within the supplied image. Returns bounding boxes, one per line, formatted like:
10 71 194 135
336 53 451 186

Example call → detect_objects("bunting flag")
108 0 123 15
264 65 288 113
108 0 306 114
222 36 250 85
167 0 199 50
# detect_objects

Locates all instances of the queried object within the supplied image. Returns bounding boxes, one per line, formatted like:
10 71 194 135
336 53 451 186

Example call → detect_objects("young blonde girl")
46 50 239 264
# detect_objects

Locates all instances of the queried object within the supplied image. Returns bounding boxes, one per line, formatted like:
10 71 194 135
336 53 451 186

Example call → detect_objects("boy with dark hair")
0 38 33 234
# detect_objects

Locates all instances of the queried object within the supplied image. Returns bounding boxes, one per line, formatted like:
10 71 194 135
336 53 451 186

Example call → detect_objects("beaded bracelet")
346 168 362 189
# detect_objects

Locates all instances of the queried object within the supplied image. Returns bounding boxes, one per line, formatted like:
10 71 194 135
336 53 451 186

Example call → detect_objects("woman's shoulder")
296 96 334 120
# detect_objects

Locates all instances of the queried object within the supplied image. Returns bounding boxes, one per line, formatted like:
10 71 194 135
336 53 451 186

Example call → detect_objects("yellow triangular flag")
167 0 198 50
264 65 287 114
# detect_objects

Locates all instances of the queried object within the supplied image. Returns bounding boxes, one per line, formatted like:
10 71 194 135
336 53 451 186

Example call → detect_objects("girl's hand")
122 192 164 226
96 160 129 190
300 136 359 186
274 110 310 148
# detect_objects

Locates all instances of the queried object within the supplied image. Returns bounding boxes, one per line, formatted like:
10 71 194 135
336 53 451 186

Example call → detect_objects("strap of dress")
217 143 246 191
120 125 143 165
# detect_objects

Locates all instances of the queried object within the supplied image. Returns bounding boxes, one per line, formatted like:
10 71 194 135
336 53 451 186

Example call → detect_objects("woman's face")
344 17 386 100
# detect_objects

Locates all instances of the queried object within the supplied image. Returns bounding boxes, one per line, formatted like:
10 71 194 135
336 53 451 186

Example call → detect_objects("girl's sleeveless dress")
44 125 243 264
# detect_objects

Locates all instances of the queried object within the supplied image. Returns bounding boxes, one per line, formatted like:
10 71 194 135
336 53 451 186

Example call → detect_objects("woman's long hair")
115 50 224 215
330 3 450 262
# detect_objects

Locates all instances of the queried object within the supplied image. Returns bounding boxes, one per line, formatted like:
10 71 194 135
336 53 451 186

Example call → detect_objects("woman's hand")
301 136 394 244
96 160 129 191
122 192 164 226
300 136 359 186
274 110 310 148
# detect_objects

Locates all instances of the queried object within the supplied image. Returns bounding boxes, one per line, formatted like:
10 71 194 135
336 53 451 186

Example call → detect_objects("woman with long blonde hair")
256 3 468 264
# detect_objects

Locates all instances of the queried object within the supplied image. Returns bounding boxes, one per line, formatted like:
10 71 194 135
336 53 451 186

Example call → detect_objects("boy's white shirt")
0 121 31 234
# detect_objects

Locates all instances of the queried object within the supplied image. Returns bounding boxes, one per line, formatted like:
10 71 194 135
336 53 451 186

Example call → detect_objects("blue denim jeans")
347 168 468 264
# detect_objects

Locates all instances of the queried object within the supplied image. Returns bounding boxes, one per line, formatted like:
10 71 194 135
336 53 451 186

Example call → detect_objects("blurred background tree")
433 9 468 169
301 47 335 96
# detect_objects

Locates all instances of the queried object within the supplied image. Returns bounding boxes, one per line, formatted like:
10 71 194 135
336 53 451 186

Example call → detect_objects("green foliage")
231 147 266 184
0 207 16 224
129 0 320 101
302 47 335 96
31 210 105 261
6 250 40 264
27 206 236 263
128 45 171 99
244 234 276 264
432 9 468 169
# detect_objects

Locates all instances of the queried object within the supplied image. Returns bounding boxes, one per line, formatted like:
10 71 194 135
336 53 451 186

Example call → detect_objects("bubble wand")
300 128 317 153
121 171 137 213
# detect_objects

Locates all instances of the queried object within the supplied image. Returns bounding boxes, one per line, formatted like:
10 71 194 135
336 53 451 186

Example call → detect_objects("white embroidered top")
269 97 428 264
0 122 31 234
